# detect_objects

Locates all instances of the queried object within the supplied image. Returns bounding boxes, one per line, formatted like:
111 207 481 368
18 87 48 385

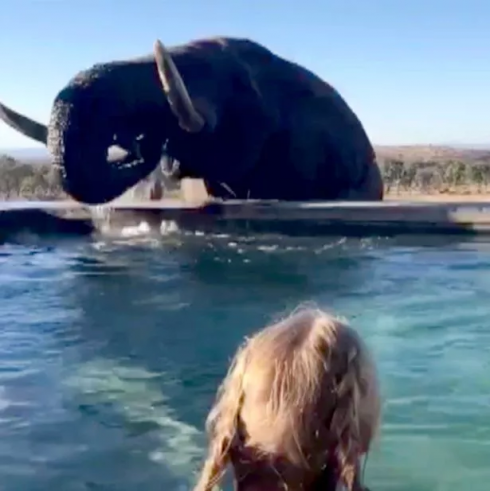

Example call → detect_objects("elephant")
0 36 384 204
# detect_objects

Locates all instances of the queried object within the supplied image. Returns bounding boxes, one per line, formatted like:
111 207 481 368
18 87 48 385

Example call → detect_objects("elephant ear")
0 102 48 144
154 40 213 133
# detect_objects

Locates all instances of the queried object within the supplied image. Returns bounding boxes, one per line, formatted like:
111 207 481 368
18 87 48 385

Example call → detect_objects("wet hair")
193 304 381 491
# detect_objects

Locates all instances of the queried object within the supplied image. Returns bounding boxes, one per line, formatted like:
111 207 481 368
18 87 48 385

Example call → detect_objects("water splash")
88 205 181 242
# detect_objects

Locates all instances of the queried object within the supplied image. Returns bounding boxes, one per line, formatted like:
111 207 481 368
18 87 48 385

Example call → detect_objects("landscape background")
0 144 489 201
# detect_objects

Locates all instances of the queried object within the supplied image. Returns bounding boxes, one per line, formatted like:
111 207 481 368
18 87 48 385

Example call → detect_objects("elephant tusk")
0 101 131 165
153 39 205 133
0 101 48 144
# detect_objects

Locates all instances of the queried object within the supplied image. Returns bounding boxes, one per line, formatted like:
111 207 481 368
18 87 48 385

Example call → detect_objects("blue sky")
1 0 488 149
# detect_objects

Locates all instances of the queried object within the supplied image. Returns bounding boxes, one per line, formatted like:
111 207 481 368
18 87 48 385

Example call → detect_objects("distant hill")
375 144 490 164
441 143 490 150
3 144 490 166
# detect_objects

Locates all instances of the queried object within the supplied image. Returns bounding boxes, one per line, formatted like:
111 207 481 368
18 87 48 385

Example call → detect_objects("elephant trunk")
47 94 159 205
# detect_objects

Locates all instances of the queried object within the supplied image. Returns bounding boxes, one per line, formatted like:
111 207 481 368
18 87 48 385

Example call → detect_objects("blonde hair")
194 305 381 491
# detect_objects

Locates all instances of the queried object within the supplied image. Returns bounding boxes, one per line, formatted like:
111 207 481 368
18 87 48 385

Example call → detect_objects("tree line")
1 153 490 200
379 157 490 194
0 155 65 200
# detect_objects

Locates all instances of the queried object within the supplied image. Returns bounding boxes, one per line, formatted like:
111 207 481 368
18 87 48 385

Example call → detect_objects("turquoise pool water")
0 230 489 490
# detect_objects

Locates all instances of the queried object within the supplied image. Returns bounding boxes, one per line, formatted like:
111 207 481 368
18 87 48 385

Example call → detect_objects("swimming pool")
0 230 489 490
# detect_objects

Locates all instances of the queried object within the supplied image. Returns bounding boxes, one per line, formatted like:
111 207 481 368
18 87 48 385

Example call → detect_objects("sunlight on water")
63 359 205 479
0 232 489 490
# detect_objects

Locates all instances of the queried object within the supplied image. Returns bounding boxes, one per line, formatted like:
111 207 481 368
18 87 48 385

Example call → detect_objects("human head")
194 305 381 491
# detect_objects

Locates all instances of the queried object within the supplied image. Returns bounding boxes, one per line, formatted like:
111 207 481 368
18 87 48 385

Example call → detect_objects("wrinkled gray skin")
0 37 383 204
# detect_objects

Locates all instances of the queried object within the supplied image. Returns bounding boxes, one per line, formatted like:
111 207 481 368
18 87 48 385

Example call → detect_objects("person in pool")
193 305 381 491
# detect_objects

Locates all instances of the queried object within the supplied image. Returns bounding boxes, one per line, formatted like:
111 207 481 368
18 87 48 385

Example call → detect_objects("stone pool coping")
2 198 490 239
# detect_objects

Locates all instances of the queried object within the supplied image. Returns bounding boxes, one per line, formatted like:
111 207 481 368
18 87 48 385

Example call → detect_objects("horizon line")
2 142 490 153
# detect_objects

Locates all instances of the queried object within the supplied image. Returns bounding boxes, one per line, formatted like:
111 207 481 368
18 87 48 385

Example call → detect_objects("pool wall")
2 199 490 239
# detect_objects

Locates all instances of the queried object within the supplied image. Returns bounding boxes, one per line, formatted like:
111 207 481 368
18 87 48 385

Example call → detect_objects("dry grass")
374 145 490 164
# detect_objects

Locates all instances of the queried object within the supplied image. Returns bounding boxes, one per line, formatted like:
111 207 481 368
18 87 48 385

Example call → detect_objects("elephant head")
0 40 216 204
